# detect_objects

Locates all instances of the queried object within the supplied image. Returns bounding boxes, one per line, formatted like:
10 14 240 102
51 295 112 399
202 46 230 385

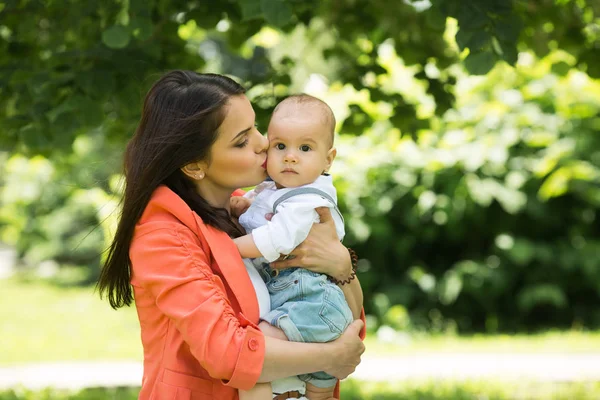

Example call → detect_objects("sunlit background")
1 0 600 398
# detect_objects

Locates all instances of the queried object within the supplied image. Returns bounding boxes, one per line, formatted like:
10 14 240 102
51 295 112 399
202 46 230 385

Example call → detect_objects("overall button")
270 269 279 278
248 337 259 351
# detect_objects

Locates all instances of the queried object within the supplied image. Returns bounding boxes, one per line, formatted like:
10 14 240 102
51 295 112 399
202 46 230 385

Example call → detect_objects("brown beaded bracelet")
328 247 358 285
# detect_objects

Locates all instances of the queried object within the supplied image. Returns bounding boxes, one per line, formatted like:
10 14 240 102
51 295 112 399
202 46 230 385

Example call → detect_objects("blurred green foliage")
1 0 599 154
334 51 600 332
0 133 122 278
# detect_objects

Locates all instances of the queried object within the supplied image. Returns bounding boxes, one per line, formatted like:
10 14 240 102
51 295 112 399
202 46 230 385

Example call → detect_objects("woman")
97 70 365 400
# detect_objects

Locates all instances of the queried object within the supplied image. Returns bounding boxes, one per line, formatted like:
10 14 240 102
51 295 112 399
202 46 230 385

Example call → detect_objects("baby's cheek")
266 158 277 174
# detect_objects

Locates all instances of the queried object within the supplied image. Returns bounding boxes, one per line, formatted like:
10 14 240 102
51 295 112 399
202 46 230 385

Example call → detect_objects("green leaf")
261 0 293 27
20 124 49 151
457 4 487 30
424 6 446 31
551 61 571 76
517 284 568 312
187 7 222 28
489 0 513 14
238 0 263 21
102 25 131 49
457 29 492 52
52 113 79 149
507 239 535 266
500 41 518 65
579 49 600 78
464 50 496 75
493 36 518 65
470 31 492 52
455 29 474 51
76 70 116 99
46 100 75 123
130 17 154 41
495 15 522 44
78 96 104 127
438 271 463 305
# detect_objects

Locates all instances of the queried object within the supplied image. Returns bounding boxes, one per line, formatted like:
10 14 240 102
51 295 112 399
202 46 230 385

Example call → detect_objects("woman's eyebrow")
230 126 252 142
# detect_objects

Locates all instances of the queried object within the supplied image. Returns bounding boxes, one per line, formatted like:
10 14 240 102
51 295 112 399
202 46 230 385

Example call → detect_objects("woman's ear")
324 147 337 173
181 161 207 181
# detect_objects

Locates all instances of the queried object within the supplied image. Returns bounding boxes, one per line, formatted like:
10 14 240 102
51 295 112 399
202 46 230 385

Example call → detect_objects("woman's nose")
256 130 269 152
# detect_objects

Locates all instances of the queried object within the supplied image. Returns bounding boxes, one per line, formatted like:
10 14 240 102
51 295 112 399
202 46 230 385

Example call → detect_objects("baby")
232 94 353 400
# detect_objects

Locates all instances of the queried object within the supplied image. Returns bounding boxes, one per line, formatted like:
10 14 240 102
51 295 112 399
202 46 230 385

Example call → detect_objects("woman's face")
199 95 268 199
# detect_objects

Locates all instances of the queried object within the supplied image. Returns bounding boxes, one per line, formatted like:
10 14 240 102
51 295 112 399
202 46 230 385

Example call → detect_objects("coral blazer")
129 185 364 399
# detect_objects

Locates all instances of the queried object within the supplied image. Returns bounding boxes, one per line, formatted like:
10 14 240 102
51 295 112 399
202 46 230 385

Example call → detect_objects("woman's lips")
261 159 267 168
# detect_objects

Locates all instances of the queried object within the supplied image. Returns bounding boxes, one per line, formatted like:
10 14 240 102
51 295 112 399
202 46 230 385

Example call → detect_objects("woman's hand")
269 207 352 281
323 320 365 380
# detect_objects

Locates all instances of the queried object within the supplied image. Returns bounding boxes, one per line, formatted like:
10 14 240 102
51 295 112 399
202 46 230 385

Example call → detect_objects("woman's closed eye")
235 136 249 148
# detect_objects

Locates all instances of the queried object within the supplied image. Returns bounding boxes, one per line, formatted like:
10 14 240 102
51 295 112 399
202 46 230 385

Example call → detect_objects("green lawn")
364 329 600 356
2 277 600 366
0 278 142 365
2 381 600 400
2 277 600 399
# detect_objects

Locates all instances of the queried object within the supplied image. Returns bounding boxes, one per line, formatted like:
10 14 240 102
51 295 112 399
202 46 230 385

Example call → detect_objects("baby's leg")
239 383 273 400
264 317 336 399
304 383 336 400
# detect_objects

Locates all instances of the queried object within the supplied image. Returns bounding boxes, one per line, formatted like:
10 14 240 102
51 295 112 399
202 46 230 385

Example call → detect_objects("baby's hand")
230 196 252 218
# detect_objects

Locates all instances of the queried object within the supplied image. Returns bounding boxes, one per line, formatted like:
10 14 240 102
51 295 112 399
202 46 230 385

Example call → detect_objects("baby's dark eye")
300 145 311 152
276 143 286 150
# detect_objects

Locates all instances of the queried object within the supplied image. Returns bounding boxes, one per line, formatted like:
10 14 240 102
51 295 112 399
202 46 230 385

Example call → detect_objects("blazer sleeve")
130 226 264 390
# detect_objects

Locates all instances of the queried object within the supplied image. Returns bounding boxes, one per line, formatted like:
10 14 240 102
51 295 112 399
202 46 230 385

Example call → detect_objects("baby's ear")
324 147 337 172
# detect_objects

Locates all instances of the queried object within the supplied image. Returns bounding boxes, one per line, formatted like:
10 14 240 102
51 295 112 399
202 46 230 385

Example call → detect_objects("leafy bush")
334 51 600 332
0 132 121 280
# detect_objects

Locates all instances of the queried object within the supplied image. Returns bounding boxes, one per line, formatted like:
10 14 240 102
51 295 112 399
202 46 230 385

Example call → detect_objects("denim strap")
272 187 344 224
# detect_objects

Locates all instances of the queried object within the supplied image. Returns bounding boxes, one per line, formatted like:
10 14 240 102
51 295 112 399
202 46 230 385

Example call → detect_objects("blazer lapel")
197 221 260 324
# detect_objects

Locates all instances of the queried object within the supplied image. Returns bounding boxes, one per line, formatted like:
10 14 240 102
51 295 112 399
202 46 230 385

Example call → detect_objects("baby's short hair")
271 94 336 147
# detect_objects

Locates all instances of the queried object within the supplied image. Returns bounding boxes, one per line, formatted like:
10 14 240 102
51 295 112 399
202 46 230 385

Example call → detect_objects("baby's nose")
284 152 297 163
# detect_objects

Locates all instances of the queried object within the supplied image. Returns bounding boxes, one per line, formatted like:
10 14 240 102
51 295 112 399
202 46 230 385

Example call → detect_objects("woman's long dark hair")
97 70 246 309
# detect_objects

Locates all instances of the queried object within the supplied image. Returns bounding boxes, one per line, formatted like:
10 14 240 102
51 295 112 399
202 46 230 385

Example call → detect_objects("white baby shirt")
238 175 345 262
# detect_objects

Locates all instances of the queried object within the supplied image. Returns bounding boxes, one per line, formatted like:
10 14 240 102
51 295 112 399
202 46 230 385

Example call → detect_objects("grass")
340 380 600 400
2 276 600 366
0 277 142 365
2 277 600 399
363 329 600 356
2 381 600 400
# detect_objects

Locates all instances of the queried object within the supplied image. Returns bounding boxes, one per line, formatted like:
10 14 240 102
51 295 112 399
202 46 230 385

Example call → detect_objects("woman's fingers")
346 319 365 340
270 250 305 270
324 319 365 379
315 206 333 223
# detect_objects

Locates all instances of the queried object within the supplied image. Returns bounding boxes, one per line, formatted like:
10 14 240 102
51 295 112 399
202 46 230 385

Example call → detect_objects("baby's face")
266 116 335 188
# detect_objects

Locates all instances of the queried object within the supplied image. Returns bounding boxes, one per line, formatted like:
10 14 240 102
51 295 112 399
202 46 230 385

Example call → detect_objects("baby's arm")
233 195 332 261
233 234 263 258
